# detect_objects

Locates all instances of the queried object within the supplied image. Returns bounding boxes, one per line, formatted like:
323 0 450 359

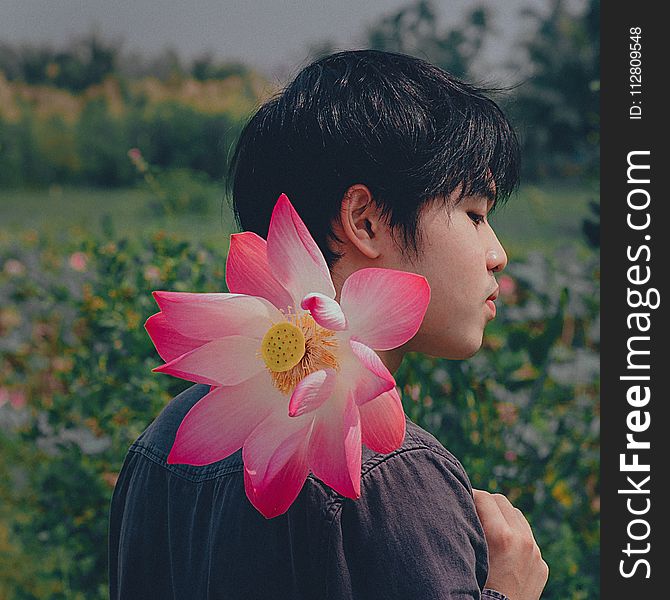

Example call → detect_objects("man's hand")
473 490 549 600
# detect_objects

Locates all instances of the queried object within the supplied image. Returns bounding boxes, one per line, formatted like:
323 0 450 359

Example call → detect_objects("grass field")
490 180 598 258
0 185 236 248
0 180 599 258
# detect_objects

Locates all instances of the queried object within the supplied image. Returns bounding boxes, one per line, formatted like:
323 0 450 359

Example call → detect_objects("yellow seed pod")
261 322 306 372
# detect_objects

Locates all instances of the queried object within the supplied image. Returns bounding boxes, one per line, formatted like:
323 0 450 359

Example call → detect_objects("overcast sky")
1 0 568 80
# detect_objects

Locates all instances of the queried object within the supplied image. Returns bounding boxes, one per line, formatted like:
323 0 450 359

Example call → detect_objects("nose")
486 231 508 274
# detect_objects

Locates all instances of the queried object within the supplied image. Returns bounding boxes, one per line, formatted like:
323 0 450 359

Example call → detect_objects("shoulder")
127 383 473 498
322 416 489 598
302 410 482 549
135 383 212 454
121 383 476 521
360 416 473 493
330 415 479 528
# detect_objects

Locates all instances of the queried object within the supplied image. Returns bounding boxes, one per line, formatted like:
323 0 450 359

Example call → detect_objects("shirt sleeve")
482 590 510 600
323 446 491 600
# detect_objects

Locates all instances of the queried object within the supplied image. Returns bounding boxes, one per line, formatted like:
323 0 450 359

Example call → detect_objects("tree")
365 0 490 80
507 0 599 179
0 34 119 91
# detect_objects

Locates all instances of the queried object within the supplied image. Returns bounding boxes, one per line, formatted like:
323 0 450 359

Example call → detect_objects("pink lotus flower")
498 274 517 298
3 259 25 276
68 251 88 272
143 265 162 283
146 194 430 518
127 147 148 174
0 388 27 410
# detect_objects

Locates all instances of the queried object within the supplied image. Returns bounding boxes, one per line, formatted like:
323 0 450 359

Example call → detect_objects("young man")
110 50 548 599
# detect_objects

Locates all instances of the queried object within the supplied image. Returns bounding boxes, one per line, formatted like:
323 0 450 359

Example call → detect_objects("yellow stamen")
258 309 340 394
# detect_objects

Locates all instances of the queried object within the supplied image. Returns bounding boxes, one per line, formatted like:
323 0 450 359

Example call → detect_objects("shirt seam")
130 427 466 488
128 442 244 483
362 437 468 484
322 494 343 598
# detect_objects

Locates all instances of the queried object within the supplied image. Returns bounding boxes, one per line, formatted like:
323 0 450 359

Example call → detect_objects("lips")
485 285 499 319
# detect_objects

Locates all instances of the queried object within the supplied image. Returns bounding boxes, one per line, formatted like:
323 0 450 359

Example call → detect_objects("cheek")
420 222 486 308
425 252 480 310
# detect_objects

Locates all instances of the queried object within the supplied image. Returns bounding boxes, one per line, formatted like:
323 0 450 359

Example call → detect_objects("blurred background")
0 0 599 598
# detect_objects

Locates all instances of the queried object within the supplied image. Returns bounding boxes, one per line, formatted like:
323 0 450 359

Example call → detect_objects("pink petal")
359 387 406 454
167 372 277 465
300 293 347 330
340 268 430 350
288 368 337 417
145 312 204 362
266 194 335 305
349 339 396 406
153 291 282 341
307 393 361 499
153 335 263 386
243 454 309 519
243 409 314 518
225 232 294 312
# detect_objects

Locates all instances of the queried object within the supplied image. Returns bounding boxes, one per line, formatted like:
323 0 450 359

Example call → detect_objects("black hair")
227 49 520 268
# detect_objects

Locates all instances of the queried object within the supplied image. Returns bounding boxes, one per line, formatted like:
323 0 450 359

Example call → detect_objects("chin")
422 331 484 360
445 345 481 360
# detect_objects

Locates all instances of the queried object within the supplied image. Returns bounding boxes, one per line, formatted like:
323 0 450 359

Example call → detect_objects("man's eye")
467 212 486 226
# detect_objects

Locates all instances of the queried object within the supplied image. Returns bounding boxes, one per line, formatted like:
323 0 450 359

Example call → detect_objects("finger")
472 490 506 532
497 497 542 553
491 493 524 530
491 494 541 552
501 500 539 546
511 505 535 540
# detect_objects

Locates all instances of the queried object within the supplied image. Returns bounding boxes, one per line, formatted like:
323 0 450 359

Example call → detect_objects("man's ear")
339 184 383 259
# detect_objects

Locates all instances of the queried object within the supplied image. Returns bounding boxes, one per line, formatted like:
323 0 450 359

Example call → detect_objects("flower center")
259 308 340 394
261 323 305 372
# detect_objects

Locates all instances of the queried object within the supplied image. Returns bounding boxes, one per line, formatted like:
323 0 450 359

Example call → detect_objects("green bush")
0 228 598 599
0 227 224 598
0 116 29 186
134 101 236 180
76 99 133 186
127 148 218 217
1 93 241 188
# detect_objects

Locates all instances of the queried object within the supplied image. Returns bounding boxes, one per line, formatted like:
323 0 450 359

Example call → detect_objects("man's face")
387 194 507 359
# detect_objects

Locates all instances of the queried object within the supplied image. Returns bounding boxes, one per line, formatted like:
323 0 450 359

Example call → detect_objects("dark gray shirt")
109 383 508 599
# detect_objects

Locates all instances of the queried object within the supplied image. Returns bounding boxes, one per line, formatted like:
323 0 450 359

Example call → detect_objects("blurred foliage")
582 200 600 250
0 225 598 599
366 0 489 80
0 34 256 91
0 73 260 186
0 227 223 598
0 34 116 92
0 0 599 189
128 147 216 216
506 0 600 179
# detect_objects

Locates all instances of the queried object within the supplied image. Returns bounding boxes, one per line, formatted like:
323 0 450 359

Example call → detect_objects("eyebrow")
482 184 498 211
452 182 497 208
474 188 496 208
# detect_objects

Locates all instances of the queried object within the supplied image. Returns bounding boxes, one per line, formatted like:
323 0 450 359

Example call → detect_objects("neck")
377 346 406 375
331 259 407 376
